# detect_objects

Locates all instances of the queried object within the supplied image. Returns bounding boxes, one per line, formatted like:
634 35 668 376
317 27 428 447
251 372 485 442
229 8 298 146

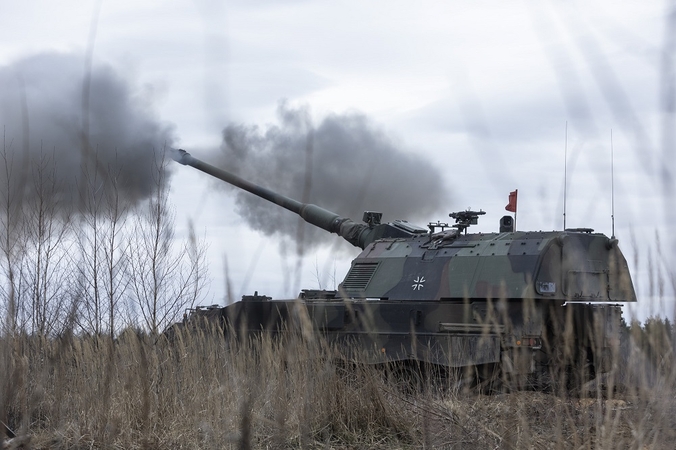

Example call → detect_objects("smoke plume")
216 102 450 250
0 52 175 210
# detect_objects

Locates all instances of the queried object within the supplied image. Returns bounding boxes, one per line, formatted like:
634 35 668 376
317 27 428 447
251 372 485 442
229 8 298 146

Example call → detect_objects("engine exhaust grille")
342 262 379 293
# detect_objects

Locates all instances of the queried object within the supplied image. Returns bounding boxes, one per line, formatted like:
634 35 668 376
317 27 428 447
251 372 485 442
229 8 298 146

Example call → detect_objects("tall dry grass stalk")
1 315 675 449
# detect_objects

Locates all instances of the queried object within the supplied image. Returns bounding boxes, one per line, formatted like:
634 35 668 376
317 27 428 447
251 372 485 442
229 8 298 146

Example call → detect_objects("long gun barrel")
173 149 379 249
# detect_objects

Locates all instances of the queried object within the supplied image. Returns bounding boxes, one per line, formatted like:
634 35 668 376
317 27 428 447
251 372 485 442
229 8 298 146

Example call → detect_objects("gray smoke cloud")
0 52 175 210
216 102 450 250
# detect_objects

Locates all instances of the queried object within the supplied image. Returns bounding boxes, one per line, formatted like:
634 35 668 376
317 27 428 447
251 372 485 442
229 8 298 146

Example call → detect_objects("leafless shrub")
126 150 208 335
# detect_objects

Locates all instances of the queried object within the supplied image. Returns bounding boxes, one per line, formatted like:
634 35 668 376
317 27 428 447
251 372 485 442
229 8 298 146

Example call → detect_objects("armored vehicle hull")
173 149 635 388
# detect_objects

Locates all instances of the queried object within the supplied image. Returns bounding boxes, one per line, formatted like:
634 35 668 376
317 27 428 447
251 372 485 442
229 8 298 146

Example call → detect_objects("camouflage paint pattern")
343 229 635 303
175 150 636 381
185 228 633 376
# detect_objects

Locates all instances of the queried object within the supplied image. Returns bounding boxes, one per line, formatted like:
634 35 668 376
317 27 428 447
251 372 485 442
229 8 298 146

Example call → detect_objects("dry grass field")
0 141 673 449
0 145 673 449
2 319 675 450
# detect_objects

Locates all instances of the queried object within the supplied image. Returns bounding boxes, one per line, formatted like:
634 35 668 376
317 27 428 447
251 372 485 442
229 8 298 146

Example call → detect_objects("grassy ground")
1 324 675 449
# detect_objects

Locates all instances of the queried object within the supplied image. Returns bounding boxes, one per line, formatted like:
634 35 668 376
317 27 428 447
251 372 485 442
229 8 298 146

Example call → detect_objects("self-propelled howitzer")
174 149 637 389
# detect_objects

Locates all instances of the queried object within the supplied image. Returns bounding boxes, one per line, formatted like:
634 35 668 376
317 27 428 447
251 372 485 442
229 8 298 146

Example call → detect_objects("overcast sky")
0 0 673 320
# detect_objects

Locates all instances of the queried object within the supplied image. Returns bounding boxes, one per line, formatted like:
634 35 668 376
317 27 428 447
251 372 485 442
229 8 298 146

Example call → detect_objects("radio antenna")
611 129 615 238
563 121 568 230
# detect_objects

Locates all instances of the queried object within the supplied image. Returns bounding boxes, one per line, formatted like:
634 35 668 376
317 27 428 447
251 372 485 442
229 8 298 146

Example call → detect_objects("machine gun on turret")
449 209 486 234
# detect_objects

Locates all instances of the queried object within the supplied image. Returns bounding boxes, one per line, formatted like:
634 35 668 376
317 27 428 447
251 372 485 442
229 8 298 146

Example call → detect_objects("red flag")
505 190 517 213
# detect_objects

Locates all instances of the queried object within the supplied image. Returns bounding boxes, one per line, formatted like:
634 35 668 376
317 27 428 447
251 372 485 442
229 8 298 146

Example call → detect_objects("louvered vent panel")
342 262 379 292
